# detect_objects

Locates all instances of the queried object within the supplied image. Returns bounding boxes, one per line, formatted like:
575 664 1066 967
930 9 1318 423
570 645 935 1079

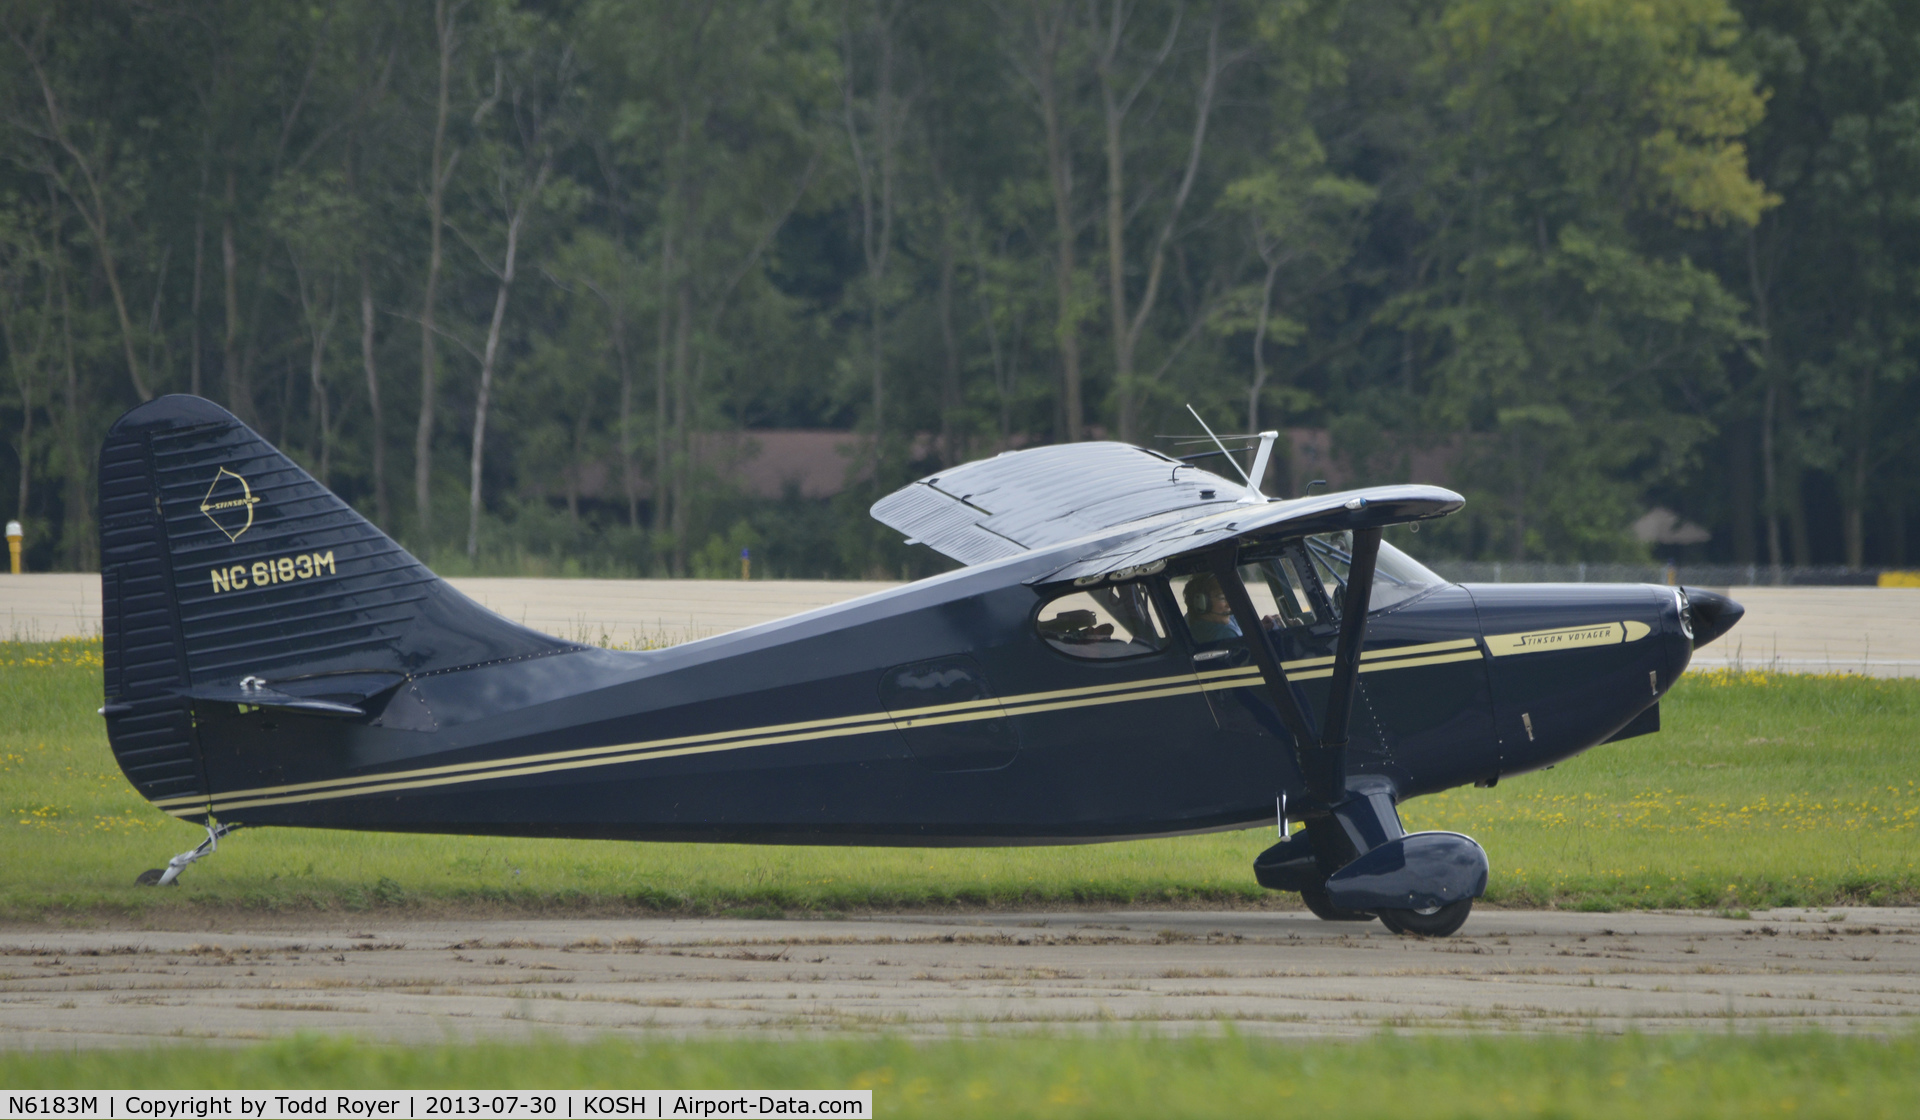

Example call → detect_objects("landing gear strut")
1254 784 1487 937
137 819 240 887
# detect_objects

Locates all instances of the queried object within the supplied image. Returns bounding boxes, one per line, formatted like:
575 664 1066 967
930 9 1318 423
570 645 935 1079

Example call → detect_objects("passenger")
1182 573 1242 643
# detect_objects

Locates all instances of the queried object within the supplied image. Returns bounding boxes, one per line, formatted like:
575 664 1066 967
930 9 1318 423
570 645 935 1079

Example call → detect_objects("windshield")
1306 535 1446 613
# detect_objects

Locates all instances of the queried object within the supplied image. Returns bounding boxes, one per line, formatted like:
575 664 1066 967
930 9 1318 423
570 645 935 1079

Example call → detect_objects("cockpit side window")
1169 572 1239 644
1171 560 1322 639
1035 582 1169 660
1247 555 1321 628
1222 541 1336 630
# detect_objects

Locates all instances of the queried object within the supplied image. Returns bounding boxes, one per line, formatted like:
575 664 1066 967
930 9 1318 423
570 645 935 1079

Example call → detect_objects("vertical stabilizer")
98 396 577 808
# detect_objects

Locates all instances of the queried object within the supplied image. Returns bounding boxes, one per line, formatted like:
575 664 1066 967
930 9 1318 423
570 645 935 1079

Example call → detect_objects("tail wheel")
1377 898 1473 937
1298 885 1377 923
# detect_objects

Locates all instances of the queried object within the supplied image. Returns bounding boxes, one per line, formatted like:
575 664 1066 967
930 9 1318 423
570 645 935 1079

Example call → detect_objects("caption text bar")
2 1092 870 1120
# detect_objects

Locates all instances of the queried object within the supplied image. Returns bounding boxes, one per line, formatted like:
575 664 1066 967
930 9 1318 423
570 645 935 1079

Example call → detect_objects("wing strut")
1314 527 1382 804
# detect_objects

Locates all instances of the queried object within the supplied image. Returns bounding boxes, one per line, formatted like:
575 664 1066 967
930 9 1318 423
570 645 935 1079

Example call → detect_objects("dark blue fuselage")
170 546 1691 845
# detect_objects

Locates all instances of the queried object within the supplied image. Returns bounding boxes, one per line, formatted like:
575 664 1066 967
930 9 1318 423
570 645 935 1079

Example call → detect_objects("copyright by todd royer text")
3 1093 870 1120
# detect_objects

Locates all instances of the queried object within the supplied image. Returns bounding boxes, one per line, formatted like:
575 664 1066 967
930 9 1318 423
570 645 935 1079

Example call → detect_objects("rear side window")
1036 582 1169 659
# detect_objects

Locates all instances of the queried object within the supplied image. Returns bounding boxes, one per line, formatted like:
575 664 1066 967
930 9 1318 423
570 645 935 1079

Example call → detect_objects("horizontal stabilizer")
185 683 365 717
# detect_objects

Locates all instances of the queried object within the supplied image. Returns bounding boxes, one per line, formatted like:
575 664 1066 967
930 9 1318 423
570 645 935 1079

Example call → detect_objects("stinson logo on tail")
200 467 262 541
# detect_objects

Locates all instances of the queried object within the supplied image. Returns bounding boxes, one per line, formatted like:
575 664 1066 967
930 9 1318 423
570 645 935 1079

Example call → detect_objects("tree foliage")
0 0 1912 576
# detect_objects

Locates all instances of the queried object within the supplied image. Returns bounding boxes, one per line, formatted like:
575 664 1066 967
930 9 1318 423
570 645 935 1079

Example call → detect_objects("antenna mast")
1184 405 1276 502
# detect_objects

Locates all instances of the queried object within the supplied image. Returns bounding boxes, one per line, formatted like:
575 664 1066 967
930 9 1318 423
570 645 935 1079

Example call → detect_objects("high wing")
1038 483 1460 583
871 441 1462 582
870 442 1246 565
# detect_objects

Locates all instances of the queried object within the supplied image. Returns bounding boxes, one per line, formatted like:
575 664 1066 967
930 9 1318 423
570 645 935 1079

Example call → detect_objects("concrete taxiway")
3 908 1917 1048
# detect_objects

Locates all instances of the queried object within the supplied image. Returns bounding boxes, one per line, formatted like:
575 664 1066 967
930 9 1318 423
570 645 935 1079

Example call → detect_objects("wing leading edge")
870 441 1461 583
1040 484 1461 584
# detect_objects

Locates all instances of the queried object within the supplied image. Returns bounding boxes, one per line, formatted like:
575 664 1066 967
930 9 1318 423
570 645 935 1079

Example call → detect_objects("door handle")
1193 649 1230 663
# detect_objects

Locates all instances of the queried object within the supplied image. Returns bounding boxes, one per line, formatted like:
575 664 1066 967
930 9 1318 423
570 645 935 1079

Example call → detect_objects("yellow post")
740 547 751 581
5 520 21 575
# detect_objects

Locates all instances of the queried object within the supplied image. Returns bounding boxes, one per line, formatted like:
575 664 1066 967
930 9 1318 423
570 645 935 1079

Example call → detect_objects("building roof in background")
1277 428 1457 495
542 431 875 503
697 431 874 500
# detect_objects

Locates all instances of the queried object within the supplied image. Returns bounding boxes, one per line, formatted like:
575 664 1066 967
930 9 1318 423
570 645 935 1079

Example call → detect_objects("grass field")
1 1031 1917 1116
3 638 1917 918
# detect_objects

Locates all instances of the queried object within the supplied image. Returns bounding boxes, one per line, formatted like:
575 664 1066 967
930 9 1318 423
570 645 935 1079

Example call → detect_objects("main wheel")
1298 885 1377 923
1377 898 1472 937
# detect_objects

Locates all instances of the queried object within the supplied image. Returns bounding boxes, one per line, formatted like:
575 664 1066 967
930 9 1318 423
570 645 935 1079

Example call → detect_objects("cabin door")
1166 553 1328 792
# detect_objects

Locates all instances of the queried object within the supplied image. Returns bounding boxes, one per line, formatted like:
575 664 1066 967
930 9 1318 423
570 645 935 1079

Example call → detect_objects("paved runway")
5 574 1917 675
1682 586 1920 677
2 908 1917 1047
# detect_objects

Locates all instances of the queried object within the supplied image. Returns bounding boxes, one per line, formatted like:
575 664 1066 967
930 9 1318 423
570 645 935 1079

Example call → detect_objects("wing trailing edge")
871 442 1251 566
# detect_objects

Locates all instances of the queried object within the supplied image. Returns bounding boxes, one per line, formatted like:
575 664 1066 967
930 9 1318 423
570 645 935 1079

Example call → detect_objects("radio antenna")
1186 404 1255 490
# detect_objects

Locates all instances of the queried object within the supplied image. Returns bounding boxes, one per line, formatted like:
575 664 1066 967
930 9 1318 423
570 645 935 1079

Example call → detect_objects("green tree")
1728 0 1920 570
1384 0 1770 559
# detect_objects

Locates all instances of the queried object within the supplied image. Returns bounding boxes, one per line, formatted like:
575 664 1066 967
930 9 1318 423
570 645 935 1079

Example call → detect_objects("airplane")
97 395 1742 937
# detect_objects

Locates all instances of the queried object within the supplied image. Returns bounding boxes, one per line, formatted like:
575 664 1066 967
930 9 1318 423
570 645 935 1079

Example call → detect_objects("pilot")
1182 574 1242 643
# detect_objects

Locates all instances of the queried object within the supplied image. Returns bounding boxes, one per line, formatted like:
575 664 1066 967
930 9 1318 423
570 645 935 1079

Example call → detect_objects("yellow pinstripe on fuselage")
157 637 1490 817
